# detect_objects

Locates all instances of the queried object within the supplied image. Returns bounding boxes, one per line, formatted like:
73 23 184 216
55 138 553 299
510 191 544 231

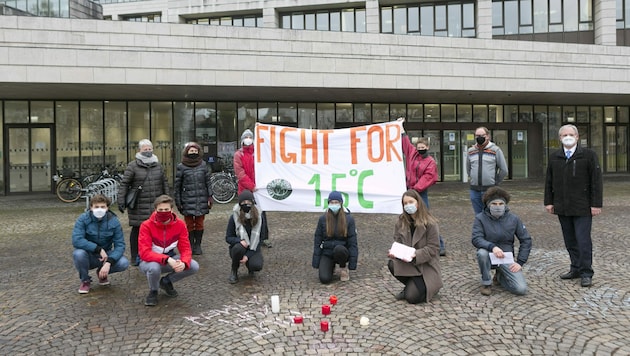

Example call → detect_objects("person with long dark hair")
388 189 442 304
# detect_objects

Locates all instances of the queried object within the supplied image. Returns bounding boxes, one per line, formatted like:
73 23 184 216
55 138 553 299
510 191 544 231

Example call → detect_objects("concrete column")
594 0 617 45
365 0 380 34
477 0 493 39
263 5 279 28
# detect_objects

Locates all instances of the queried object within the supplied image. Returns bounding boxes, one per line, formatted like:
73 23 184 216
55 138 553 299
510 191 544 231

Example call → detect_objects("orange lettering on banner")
300 130 318 164
256 125 268 163
280 127 298 163
386 123 403 162
349 126 366 164
367 126 384 162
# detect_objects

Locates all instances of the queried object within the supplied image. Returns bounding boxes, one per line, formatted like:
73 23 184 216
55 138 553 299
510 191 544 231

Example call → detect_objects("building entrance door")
5 125 54 194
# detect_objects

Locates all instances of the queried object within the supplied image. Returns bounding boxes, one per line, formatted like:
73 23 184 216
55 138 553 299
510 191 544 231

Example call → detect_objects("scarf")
232 204 262 251
182 155 202 167
242 145 255 185
135 152 158 165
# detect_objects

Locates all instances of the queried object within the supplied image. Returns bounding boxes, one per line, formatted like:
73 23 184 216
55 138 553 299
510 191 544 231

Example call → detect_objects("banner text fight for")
255 123 404 165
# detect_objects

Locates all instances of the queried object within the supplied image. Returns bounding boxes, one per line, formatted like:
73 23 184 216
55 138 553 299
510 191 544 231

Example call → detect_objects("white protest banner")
253 121 406 214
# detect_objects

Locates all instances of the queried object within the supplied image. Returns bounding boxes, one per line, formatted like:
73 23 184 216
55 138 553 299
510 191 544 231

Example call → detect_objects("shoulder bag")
125 171 148 210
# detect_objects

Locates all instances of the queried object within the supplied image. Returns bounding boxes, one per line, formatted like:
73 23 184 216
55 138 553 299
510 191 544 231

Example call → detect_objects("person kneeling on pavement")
139 194 199 306
225 190 266 284
472 187 532 296
312 191 358 284
72 194 129 294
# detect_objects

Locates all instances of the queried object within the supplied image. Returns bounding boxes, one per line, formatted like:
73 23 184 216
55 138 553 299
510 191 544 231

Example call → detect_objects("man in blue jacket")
72 194 129 294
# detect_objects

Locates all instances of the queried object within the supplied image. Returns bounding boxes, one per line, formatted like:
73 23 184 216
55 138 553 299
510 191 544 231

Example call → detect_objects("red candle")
293 315 303 324
329 295 338 305
322 304 331 315
320 320 329 332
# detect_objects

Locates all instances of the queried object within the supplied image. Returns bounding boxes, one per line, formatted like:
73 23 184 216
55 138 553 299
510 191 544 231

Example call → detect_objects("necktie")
566 150 571 159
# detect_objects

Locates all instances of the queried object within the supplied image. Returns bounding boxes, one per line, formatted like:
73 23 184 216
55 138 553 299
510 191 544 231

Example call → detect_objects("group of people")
71 123 603 306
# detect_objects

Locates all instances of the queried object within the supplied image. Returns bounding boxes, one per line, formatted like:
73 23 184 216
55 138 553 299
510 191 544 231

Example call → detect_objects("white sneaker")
339 267 350 282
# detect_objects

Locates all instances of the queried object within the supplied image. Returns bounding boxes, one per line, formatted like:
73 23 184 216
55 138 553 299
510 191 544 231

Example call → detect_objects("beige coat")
391 218 443 302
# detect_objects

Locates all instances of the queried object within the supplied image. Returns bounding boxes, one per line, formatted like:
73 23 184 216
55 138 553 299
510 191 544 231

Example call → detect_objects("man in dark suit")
544 124 603 287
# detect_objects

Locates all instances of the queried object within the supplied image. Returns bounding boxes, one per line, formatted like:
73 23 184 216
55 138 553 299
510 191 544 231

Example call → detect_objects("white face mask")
561 136 576 147
92 207 107 219
242 138 253 146
403 204 417 215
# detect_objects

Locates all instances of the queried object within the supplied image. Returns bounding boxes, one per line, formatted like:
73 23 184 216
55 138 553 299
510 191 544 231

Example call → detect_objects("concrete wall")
1 15 630 99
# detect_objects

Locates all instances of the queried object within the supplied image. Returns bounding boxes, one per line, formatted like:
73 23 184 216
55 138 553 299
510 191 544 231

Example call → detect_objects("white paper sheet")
390 242 416 262
490 251 515 265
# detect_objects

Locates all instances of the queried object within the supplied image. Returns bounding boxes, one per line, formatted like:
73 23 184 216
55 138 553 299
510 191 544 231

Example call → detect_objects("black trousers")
388 259 427 304
230 243 263 272
558 215 594 277
129 226 140 259
318 245 349 284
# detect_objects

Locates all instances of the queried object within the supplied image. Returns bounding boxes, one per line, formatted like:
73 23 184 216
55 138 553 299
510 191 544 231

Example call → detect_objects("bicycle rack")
82 178 120 210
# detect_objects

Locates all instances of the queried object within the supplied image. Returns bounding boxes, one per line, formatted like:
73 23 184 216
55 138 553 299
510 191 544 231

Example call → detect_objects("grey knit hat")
241 129 254 142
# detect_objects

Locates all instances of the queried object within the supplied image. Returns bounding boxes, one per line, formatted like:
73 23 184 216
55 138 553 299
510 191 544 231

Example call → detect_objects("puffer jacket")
138 211 192 268
402 134 438 193
71 210 125 263
117 159 170 226
471 207 532 266
466 142 508 191
174 162 213 216
311 208 359 270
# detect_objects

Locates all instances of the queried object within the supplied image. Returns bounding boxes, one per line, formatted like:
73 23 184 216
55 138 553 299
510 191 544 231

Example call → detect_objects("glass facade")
2 100 628 195
493 0 594 43
280 8 366 32
186 14 263 27
121 13 161 22
0 0 68 17
381 2 476 37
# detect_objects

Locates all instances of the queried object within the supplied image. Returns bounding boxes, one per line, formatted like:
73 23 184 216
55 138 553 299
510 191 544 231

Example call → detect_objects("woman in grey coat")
174 142 213 255
388 189 443 304
118 139 169 265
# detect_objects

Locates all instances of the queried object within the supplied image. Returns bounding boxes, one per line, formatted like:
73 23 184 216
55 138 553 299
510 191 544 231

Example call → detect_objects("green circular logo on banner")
267 179 292 200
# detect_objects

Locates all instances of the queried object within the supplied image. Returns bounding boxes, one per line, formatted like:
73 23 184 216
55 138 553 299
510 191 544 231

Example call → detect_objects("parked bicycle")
210 156 238 204
54 169 83 203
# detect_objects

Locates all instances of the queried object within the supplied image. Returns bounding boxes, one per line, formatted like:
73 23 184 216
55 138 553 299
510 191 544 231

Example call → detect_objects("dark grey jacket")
174 162 213 217
118 159 169 227
472 207 532 266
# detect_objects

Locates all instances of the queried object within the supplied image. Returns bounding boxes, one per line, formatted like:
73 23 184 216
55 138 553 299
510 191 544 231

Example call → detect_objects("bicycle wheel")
211 174 237 204
56 178 83 203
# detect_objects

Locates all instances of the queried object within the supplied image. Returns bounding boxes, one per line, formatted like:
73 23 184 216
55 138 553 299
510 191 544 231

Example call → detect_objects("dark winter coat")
72 210 125 263
312 209 359 270
544 146 603 216
174 162 213 217
117 159 169 226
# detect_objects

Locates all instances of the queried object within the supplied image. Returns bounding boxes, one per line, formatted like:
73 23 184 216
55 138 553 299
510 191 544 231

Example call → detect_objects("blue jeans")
476 249 527 295
73 249 129 282
139 255 199 292
470 189 486 215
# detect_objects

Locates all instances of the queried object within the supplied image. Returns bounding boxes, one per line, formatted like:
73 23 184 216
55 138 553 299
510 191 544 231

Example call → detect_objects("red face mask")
156 211 172 223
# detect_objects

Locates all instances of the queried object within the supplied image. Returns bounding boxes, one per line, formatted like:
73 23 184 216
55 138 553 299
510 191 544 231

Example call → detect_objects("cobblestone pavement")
1 178 630 355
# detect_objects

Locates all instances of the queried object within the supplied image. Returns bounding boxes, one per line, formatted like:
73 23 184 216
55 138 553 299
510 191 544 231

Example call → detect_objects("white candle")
360 316 369 326
271 295 280 313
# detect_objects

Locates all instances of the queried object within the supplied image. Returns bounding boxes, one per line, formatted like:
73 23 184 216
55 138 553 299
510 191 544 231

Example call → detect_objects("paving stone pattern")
1 179 629 355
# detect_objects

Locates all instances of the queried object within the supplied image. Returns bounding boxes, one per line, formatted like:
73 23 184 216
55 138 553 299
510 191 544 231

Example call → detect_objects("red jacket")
233 146 256 194
138 211 193 269
402 135 438 193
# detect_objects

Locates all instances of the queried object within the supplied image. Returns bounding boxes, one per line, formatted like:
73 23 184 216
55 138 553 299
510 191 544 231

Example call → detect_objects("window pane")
604 106 616 123
448 4 462 37
259 102 278 122
381 7 393 33
441 104 456 122
105 101 129 170
463 3 475 28
278 103 298 123
244 17 256 27
550 0 562 23
408 104 423 122
305 13 315 30
342 9 355 32
317 12 329 31
356 9 366 32
390 104 406 119
281 15 291 29
318 103 335 129
473 105 488 122
56 101 79 172
292 13 304 29
457 105 472 122
298 103 317 129
233 18 243 27
31 101 54 123
436 5 447 30
128 102 150 158
151 102 173 180
408 6 419 32
330 11 341 31
618 106 629 123
354 103 371 123
564 0 579 31
421 6 434 35
521 0 533 25
493 1 503 28
372 103 389 123
505 0 519 34
519 105 533 122
580 0 592 22
425 104 440 122
394 6 407 34
576 106 589 123
80 101 104 175
336 103 353 123
217 102 237 155
4 101 28 123
504 105 518 122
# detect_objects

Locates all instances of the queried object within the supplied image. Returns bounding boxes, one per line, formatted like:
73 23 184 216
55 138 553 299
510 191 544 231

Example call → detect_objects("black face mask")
476 136 486 145
417 149 428 155
186 153 200 159
240 204 252 213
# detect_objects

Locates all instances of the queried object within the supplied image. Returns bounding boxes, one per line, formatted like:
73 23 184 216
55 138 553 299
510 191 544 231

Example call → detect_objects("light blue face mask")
328 204 341 214
404 204 417 215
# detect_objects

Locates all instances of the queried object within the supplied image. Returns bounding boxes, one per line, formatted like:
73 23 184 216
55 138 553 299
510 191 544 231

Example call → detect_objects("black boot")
188 232 196 255
229 267 239 284
193 230 203 255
